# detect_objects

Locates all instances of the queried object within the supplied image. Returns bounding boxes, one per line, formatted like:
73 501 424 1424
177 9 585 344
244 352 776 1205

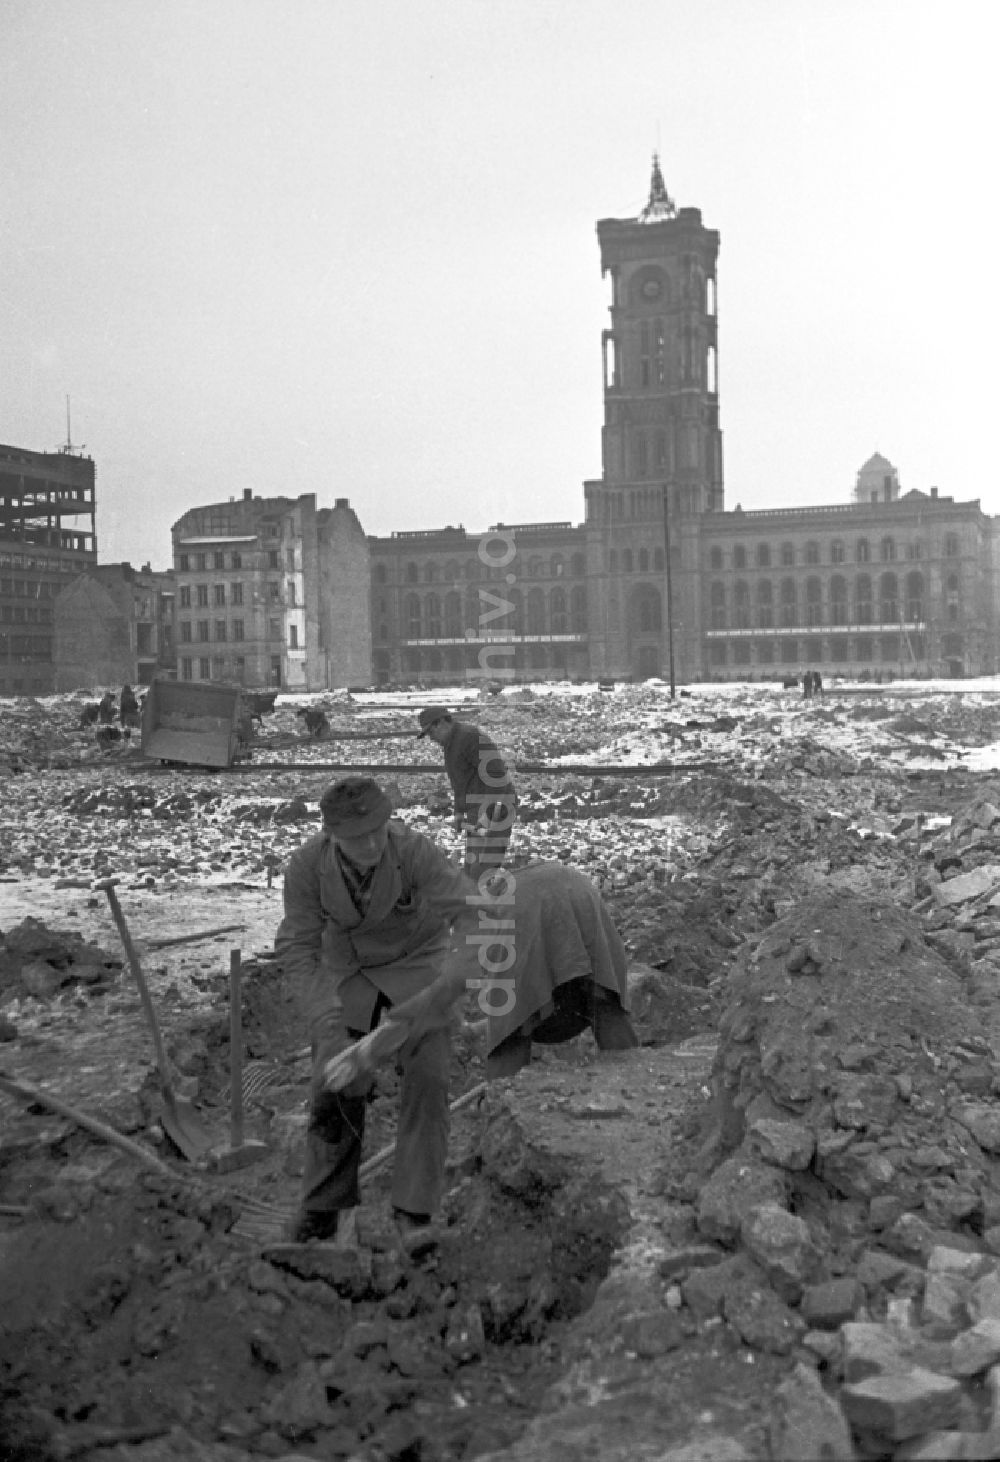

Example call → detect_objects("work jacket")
276 820 476 1037
442 720 516 824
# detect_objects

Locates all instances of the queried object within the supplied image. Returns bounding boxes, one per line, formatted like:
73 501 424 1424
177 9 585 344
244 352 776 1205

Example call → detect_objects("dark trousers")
301 1001 451 1221
464 822 513 890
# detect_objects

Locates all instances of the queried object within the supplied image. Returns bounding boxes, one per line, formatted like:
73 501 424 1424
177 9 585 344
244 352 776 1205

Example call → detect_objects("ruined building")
170 492 370 690
0 442 96 695
52 563 175 691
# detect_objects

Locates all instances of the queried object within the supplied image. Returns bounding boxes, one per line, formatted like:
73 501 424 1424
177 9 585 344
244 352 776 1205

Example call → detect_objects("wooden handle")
102 884 172 1084
229 948 243 1148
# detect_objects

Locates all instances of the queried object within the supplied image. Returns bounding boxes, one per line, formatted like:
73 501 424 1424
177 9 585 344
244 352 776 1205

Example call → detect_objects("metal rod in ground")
230 948 243 1150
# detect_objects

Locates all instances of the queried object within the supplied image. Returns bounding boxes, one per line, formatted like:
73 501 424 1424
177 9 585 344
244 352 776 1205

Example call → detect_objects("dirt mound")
0 1105 629 1462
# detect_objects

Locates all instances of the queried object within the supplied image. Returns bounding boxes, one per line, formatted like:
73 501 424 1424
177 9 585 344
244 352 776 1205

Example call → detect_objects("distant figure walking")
97 690 115 724
811 670 824 697
119 684 140 740
801 671 813 699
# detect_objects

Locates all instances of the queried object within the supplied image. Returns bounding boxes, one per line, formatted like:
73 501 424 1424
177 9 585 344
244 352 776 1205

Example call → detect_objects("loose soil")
4 682 1000 1460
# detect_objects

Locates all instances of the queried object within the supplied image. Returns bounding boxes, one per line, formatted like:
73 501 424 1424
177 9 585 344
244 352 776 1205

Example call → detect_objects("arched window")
444 591 462 637
734 545 747 570
856 539 871 564
906 572 924 623
856 574 873 624
570 585 587 632
756 579 773 628
830 575 848 626
880 573 898 624
406 561 419 584
780 578 797 628
551 554 565 578
756 543 771 569
734 580 751 629
405 593 421 637
527 588 546 634
710 546 723 570
425 593 441 637
622 547 634 573
805 541 820 566
424 562 438 584
880 538 896 564
527 556 543 579
830 540 845 565
608 548 618 572
710 581 726 630
806 577 822 627
946 573 960 622
550 587 568 634
638 547 650 573
945 533 960 558
780 542 795 567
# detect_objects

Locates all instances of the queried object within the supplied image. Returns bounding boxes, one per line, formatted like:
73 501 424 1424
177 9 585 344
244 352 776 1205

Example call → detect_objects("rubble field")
6 680 1000 1459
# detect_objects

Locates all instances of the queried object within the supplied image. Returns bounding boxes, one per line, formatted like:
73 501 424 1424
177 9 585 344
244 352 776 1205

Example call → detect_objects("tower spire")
638 152 676 223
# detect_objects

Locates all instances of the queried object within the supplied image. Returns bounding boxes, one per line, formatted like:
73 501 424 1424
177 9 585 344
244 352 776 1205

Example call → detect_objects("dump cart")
140 678 251 769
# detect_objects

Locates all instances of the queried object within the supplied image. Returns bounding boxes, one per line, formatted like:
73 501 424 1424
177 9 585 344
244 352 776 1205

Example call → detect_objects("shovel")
96 879 214 1163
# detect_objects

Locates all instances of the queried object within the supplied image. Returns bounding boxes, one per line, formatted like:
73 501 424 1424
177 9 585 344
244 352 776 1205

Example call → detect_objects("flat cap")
320 776 392 836
417 705 452 737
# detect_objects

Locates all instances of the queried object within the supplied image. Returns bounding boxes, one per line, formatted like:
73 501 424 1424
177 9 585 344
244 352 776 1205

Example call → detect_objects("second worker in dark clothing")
418 705 517 891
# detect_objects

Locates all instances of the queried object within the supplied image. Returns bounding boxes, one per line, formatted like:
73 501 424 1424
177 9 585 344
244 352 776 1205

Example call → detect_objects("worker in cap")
275 775 480 1250
418 705 517 890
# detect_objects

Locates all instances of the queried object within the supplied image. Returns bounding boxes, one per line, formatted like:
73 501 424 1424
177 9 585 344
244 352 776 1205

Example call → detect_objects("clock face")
641 278 662 301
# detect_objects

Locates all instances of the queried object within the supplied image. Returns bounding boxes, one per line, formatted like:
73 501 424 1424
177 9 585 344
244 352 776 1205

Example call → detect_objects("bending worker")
275 775 480 1249
418 704 516 889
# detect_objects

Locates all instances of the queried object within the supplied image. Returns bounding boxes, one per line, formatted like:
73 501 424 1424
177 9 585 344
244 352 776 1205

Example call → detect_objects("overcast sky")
1 1 995 569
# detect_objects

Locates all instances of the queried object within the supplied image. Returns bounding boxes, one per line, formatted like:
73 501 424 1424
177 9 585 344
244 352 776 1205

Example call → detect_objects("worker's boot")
393 1207 441 1259
287 1209 341 1244
592 992 639 1052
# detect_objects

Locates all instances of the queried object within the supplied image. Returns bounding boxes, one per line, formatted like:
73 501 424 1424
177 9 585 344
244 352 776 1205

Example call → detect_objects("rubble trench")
11 685 1000 1457
0 1091 632 1462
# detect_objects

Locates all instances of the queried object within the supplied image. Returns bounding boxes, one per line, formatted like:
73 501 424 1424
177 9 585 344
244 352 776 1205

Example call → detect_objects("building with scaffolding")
0 442 97 694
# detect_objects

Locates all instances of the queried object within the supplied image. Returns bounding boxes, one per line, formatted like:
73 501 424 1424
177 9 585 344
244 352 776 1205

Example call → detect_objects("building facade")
53 562 175 691
170 490 370 690
0 442 97 694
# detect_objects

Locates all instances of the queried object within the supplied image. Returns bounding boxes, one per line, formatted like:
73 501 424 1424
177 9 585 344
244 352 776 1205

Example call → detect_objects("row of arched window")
379 586 590 642
608 546 666 574
708 573 961 630
377 552 589 587
709 534 961 571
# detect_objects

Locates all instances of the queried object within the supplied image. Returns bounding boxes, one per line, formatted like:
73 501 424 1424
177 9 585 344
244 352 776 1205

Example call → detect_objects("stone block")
841 1322 912 1383
922 1270 972 1338
841 1368 963 1442
949 1317 1000 1377
696 1155 786 1246
748 1118 816 1171
769 1362 857 1461
800 1277 862 1330
739 1203 819 1304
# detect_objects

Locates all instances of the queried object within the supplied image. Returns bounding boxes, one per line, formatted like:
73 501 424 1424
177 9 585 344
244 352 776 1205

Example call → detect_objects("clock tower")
584 156 723 681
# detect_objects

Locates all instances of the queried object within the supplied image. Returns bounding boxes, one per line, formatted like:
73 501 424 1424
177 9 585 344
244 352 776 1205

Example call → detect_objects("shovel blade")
159 1092 214 1163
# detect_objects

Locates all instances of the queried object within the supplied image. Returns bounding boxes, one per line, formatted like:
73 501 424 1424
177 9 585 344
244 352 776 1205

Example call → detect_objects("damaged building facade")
170 491 370 690
3 159 997 695
52 563 175 691
0 442 97 695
